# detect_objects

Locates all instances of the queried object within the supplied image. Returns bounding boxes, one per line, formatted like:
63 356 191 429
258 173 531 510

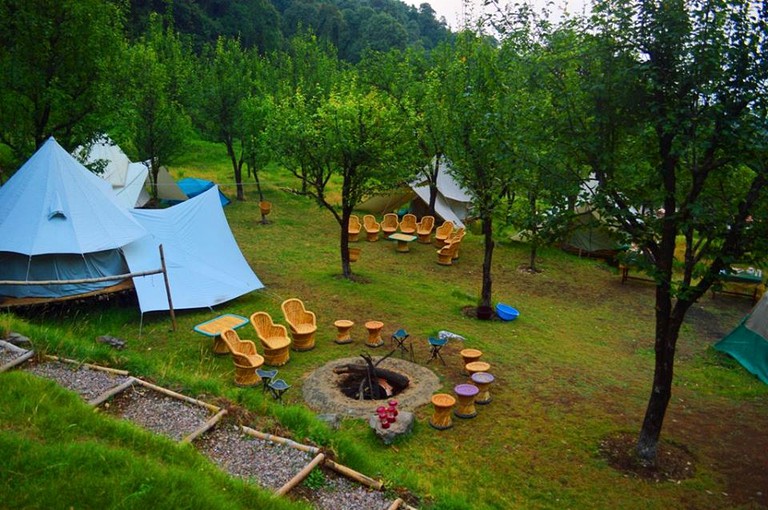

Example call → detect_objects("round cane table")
460 348 483 367
454 383 480 419
465 361 491 378
364 320 385 347
470 372 495 404
333 320 354 344
429 393 456 430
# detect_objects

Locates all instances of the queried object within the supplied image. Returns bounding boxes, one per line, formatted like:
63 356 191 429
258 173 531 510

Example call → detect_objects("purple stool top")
471 372 494 385
454 383 479 397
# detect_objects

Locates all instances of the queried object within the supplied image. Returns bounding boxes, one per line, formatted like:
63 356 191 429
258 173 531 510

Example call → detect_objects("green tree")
442 32 517 314
585 0 768 464
268 77 417 278
358 47 451 218
124 19 193 199
195 38 265 201
0 0 126 160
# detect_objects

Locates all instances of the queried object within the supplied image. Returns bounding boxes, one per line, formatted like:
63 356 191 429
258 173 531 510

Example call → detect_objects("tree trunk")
340 209 352 279
224 137 245 201
480 215 495 308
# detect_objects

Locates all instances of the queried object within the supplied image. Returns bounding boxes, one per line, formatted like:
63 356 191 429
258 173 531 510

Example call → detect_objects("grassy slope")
1 139 766 509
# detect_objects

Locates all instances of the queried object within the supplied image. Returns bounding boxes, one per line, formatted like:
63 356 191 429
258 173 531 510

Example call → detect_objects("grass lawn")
2 140 767 509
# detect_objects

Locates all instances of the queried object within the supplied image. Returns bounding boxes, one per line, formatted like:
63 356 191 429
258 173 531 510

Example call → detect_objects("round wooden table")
333 320 354 344
460 348 483 367
465 361 491 378
429 393 456 430
454 384 479 419
364 320 384 347
470 372 495 404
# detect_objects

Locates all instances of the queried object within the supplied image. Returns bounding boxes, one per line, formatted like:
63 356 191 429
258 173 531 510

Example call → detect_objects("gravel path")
196 425 313 490
24 360 131 402
105 385 211 441
0 343 23 366
16 356 404 509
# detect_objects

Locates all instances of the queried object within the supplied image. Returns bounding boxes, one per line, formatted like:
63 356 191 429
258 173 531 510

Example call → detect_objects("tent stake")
159 244 176 332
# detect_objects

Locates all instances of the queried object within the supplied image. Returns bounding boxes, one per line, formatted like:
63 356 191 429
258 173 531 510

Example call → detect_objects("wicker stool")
334 320 354 344
365 320 384 347
465 361 491 377
460 348 483 367
470 372 495 404
429 393 456 430
454 383 479 419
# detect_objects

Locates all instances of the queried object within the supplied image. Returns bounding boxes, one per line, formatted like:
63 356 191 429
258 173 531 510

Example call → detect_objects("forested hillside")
127 0 453 60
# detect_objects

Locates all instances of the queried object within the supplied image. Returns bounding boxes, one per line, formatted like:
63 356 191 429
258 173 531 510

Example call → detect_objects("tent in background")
74 136 150 209
75 136 188 208
124 186 261 312
357 160 473 228
177 177 230 206
0 138 147 299
715 293 768 384
558 205 624 259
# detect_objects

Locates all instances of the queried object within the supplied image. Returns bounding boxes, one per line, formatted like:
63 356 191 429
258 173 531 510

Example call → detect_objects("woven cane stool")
334 320 354 344
460 348 483 367
365 320 384 347
470 372 495 404
454 383 479 419
465 361 491 378
429 393 456 430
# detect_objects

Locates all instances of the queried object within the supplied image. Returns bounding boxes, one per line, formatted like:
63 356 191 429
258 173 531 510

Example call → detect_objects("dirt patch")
599 431 696 483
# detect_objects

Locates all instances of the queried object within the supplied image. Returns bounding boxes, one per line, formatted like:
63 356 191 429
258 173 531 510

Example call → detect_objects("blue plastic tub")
495 303 519 321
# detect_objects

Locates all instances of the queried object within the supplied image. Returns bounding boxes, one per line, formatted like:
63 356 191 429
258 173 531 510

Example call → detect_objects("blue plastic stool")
427 337 448 365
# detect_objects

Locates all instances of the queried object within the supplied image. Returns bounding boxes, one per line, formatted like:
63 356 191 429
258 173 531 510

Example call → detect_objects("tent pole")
159 244 176 332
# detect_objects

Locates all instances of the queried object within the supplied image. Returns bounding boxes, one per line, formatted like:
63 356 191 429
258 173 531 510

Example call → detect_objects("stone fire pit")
303 357 440 419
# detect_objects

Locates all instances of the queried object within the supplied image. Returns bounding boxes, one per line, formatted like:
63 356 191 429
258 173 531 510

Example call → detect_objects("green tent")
715 293 768 384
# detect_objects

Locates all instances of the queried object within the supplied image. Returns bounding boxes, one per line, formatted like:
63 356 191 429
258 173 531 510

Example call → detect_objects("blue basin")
495 303 519 321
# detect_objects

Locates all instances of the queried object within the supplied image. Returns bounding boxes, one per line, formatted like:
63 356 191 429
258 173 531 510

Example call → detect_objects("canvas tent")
0 138 263 312
357 160 473 228
124 186 262 312
558 205 624 258
177 177 230 206
0 138 148 298
715 293 768 384
75 136 187 208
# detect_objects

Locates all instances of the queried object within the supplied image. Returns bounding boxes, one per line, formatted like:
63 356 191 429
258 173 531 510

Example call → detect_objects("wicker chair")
449 227 466 260
220 329 265 387
434 220 455 246
280 298 317 351
381 213 399 238
348 215 361 242
436 241 461 265
250 312 291 366
399 213 418 235
416 215 435 243
363 214 380 241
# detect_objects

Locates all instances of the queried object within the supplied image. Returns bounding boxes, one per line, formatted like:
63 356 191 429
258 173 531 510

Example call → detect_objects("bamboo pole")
324 459 384 490
0 269 163 286
132 378 222 413
158 245 176 332
182 409 228 444
276 453 326 496
44 355 130 376
89 377 137 407
0 349 34 373
240 426 321 454
387 498 404 510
